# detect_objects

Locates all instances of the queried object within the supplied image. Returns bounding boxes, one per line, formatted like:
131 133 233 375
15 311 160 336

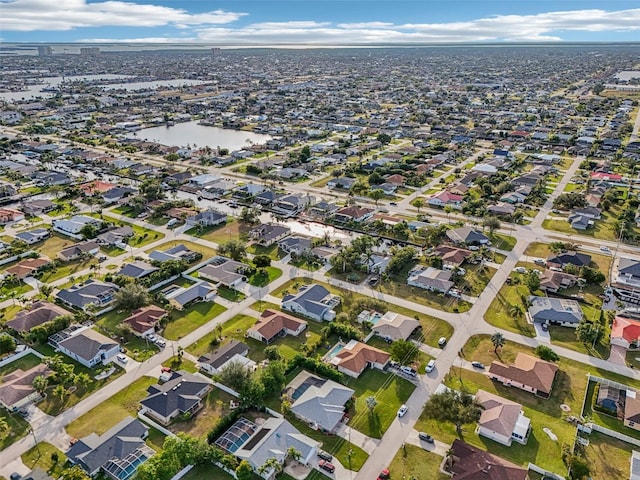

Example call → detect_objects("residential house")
445 439 528 480
15 228 50 245
308 201 340 218
53 215 100 236
7 301 70 333
611 316 640 349
328 339 390 378
66 416 154 480
272 194 313 216
625 389 640 431
446 226 490 245
21 199 55 216
187 174 220 189
488 203 516 216
475 390 531 446
407 266 454 293
527 296 583 328
278 236 313 256
247 309 307 343
539 270 578 293
433 245 472 268
363 310 420 341
57 240 100 261
122 306 167 338
6 257 51 280
428 190 463 209
198 340 255 376
0 207 25 224
164 281 216 310
95 226 134 247
287 370 354 432
102 186 136 204
333 206 375 223
248 224 291 247
546 251 591 269
234 183 268 199
117 261 158 279
148 244 200 263
198 256 250 288
0 364 51 411
56 280 119 312
223 417 319 479
487 353 559 398
282 284 340 322
49 326 120 368
140 370 212 425
185 209 227 228
612 257 640 304
327 177 356 190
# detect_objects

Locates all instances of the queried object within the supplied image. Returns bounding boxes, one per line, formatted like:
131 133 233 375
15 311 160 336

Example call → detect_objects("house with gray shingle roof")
527 296 583 328
55 279 119 313
140 370 212 425
50 326 120 368
282 284 340 322
66 416 154 480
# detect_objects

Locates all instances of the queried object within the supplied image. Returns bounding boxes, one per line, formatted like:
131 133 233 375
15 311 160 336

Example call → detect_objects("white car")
513 267 527 274
116 354 128 364
397 404 408 417
426 359 436 373
438 337 447 347
600 246 611 253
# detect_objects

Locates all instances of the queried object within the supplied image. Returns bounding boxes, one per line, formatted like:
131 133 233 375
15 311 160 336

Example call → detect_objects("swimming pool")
326 343 344 359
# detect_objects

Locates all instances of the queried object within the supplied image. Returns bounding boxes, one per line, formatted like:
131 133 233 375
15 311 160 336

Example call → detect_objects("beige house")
368 311 420 341
475 390 531 446
487 353 559 399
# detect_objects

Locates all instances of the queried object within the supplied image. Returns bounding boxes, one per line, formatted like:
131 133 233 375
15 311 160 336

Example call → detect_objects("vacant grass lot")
542 205 640 243
414 334 640 475
0 353 41 376
185 218 246 245
21 443 67 478
580 431 634 480
388 444 449 480
146 240 218 260
170 387 236 438
342 368 416 439
483 282 536 337
248 266 283 286
271 278 454 348
163 302 227 341
66 375 157 438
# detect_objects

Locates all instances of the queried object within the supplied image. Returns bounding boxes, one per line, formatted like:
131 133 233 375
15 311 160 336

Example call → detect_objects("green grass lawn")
248 266 283 286
95 310 160 362
341 368 416 439
483 282 536 337
286 415 369 471
145 240 219 260
548 325 610 360
460 266 496 297
542 206 640 243
185 219 247 245
38 257 99 284
580 431 634 480
21 442 68 478
0 281 32 298
489 233 517 251
217 285 247 302
163 302 227 340
182 464 236 480
415 334 640 475
271 277 454 349
246 243 286 261
0 409 30 450
66 375 158 438
92 214 165 248
377 273 471 313
0 353 41 376
388 444 449 480
170 387 236 439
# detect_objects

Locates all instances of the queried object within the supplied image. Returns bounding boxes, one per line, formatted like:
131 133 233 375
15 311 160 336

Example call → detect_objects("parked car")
317 450 333 462
513 267 527 274
10 473 21 480
116 354 128 364
397 404 408 417
426 359 436 373
378 468 390 480
400 366 417 376
318 460 335 473
541 323 549 332
600 246 611 252
390 202 398 206
155 339 166 348
418 432 435 443
389 360 400 369
438 337 447 347
471 361 485 369
533 258 546 265
368 276 380 286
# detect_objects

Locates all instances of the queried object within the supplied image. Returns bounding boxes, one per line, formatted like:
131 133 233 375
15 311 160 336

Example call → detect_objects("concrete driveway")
609 344 628 366
533 322 551 342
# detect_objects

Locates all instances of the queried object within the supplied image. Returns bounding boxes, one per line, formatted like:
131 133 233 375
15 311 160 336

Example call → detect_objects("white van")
167 218 178 227
426 360 436 373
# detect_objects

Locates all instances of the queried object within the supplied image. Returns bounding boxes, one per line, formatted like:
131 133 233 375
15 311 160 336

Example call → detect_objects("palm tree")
490 332 506 353
40 284 53 300
366 395 378 413
508 304 523 318
258 457 283 477
287 447 302 463
53 384 67 402
32 375 48 396
370 189 384 206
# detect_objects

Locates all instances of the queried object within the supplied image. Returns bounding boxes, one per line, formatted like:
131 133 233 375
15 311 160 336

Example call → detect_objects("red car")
377 468 390 480
318 460 335 474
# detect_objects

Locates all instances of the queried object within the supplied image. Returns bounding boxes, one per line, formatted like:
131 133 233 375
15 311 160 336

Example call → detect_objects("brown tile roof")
333 341 390 375
7 301 70 333
625 390 640 424
447 439 528 480
0 363 51 408
5 257 50 279
335 206 374 219
123 306 167 334
434 245 472 266
488 353 558 395
476 390 523 438
248 309 307 342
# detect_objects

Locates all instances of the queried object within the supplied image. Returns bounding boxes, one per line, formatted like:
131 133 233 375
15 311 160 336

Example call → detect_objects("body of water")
0 74 130 101
101 79 207 91
126 121 272 151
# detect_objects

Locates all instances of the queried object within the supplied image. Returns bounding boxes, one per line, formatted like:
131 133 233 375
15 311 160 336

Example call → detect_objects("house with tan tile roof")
246 309 307 344
475 390 530 446
0 363 51 410
327 339 390 378
122 306 167 337
487 353 559 399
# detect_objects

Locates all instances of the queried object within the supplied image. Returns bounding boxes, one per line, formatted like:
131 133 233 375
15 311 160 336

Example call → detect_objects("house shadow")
368 411 381 438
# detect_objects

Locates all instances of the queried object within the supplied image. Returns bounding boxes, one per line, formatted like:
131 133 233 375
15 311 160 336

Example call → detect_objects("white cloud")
0 0 246 31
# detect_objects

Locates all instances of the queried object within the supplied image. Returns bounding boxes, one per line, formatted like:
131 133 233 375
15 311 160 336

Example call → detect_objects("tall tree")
490 332 505 353
114 282 151 310
370 189 385 206
235 460 254 480
32 375 48 395
411 197 425 213
218 240 247 261
423 389 483 434
390 339 419 364
482 216 501 234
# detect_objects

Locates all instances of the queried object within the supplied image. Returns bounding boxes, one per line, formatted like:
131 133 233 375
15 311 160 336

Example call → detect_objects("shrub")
535 345 559 362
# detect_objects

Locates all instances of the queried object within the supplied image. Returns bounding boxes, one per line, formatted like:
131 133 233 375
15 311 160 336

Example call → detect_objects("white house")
475 390 531 446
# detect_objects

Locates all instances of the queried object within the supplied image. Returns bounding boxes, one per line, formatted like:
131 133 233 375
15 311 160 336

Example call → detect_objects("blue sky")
1 0 640 44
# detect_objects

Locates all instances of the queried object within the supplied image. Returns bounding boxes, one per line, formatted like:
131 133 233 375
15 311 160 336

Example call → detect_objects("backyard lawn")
579 431 634 480
182 464 235 480
342 368 416 439
170 387 236 438
66 375 158 438
185 218 246 245
92 214 165 247
388 444 449 480
163 302 227 340
248 266 283 286
271 278 454 349
413 334 640 475
0 353 41 376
